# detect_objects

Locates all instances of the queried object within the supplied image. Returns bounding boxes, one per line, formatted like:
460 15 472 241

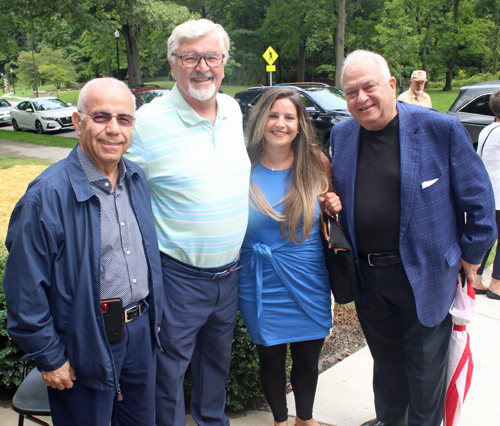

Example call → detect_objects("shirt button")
105 182 109 187
132 279 137 283
126 250 131 255
121 222 125 226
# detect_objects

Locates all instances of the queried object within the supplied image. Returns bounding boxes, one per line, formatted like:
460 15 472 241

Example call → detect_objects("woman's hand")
319 192 342 216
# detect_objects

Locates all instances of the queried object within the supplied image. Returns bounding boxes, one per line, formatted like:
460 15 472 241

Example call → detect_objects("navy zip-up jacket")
3 145 163 391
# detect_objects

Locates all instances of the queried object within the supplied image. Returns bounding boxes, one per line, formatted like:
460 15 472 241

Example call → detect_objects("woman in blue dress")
239 87 342 426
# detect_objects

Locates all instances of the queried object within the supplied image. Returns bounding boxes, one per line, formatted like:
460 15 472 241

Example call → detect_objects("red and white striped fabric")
443 273 476 426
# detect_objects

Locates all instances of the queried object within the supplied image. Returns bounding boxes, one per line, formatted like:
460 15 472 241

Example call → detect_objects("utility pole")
115 30 120 79
31 34 39 97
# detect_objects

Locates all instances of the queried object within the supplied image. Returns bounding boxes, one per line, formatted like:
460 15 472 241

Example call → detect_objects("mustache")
189 71 215 80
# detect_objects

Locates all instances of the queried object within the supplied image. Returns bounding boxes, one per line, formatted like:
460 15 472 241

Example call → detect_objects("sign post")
263 46 278 86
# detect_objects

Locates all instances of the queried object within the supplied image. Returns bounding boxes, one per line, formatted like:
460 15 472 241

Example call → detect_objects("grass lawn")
425 88 459 113
0 129 77 148
0 155 52 169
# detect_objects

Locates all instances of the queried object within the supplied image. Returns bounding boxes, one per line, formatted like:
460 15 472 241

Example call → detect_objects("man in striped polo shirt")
126 19 251 426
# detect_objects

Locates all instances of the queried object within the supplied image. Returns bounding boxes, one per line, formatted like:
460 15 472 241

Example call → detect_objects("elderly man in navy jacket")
3 77 163 426
323 50 496 426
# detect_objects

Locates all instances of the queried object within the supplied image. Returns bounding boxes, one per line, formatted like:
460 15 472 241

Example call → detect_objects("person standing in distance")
3 77 163 426
125 19 251 426
323 50 496 426
397 70 432 107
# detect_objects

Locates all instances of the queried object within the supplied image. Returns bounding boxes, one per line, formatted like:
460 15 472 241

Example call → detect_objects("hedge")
0 246 263 410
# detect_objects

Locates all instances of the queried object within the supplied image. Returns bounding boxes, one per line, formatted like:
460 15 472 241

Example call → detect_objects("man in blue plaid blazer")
325 50 496 426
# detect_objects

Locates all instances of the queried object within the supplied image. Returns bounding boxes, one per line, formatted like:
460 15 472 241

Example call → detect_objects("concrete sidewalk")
0 141 499 425
0 139 72 163
2 270 498 426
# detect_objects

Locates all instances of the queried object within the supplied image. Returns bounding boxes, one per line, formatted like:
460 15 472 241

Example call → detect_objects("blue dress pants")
47 304 156 426
156 253 239 426
356 260 452 426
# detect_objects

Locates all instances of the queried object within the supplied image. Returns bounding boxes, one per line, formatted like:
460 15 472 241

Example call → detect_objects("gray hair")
78 77 135 114
490 89 500 118
167 19 230 65
341 50 392 86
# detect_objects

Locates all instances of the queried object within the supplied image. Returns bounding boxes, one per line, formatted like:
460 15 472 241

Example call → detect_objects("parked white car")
0 97 13 125
10 97 77 133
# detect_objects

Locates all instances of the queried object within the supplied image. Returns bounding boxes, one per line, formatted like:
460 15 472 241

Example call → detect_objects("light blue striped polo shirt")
125 85 250 268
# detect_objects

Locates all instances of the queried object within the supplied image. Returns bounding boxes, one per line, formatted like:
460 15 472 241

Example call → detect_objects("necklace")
261 152 294 171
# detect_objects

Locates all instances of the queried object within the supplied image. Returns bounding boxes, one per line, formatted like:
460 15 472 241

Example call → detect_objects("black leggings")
255 338 325 423
478 210 500 279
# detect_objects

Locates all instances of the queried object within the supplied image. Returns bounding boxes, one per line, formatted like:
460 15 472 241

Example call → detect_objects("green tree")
1 0 192 86
15 46 76 91
38 64 74 94
263 0 332 82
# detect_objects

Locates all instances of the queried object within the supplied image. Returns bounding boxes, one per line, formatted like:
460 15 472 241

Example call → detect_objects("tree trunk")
443 0 460 91
335 0 346 88
122 24 143 87
444 45 459 91
297 42 306 82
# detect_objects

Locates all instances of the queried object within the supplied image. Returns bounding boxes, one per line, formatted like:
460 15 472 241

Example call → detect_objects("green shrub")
225 314 264 411
0 245 266 409
0 244 27 389
429 72 500 90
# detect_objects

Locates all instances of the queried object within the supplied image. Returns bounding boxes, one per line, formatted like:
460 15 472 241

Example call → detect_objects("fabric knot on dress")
252 242 273 259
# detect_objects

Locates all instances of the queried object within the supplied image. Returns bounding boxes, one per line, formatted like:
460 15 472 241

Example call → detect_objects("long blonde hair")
246 87 330 243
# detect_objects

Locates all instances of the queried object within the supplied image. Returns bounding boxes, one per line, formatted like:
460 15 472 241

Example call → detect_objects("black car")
235 83 351 154
446 81 500 148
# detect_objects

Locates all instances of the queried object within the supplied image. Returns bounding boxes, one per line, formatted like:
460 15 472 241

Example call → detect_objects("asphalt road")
0 124 78 138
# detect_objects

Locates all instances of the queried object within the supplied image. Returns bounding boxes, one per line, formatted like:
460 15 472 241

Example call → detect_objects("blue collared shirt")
78 146 149 306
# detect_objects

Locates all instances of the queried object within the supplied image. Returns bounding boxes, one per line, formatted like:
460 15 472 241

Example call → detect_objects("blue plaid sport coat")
330 101 497 327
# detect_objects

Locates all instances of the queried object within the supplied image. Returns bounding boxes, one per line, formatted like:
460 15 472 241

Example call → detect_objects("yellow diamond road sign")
263 46 278 65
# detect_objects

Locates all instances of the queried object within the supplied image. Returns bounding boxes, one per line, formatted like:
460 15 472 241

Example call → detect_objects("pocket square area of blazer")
422 178 439 189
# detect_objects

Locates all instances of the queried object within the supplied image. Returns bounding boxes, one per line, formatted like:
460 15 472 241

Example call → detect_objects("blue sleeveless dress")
238 163 332 346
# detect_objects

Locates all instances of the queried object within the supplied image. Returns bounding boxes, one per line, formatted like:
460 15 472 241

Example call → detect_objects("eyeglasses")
79 111 136 127
172 53 225 68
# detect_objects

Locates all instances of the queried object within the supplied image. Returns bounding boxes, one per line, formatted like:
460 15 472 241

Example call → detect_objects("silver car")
0 98 13 125
10 97 77 134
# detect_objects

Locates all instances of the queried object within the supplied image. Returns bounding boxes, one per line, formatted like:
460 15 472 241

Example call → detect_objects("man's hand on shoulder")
460 258 480 286
42 358 76 390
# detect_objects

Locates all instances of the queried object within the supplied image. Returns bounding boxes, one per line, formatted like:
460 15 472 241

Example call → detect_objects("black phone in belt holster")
100 298 125 342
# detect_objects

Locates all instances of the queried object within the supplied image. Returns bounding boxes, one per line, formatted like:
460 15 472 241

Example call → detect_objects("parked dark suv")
235 83 351 154
446 81 500 148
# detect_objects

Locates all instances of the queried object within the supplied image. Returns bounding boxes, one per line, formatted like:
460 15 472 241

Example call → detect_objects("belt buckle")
367 253 380 267
124 302 142 323
211 265 242 280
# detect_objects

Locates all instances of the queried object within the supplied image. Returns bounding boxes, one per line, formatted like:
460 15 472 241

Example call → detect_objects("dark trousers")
478 209 500 279
256 338 325 423
156 253 239 426
47 305 156 426
356 260 452 426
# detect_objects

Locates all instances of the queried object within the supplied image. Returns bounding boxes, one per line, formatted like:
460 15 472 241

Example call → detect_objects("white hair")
167 19 230 65
78 77 135 114
341 50 392 85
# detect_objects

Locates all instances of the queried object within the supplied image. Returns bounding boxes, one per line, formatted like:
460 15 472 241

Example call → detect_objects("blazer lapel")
398 103 421 239
344 123 361 255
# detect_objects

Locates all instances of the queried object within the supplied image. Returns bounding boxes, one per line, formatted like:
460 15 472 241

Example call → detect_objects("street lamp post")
115 30 120 79
10 69 15 95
